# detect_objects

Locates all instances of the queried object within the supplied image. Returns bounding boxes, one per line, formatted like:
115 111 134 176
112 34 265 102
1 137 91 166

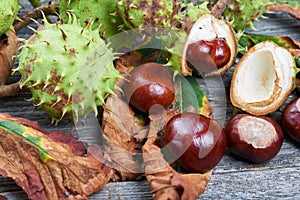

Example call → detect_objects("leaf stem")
0 82 22 96
211 0 229 19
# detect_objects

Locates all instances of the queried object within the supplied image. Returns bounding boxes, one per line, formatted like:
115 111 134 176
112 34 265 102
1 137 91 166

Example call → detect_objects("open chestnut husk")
182 14 237 76
230 41 296 116
124 62 175 113
225 114 284 163
281 98 300 143
163 112 227 173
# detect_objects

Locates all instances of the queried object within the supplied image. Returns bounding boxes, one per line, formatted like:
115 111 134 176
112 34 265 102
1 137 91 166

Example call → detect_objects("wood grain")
0 1 300 199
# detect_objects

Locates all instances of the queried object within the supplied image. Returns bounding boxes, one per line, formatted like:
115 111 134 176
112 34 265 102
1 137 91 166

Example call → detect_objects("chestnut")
186 38 231 72
163 112 227 173
282 98 300 143
296 77 300 95
124 62 175 113
225 114 284 163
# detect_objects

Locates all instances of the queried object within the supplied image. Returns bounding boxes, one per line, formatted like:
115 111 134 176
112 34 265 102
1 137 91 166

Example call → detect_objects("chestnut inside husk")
182 14 237 76
186 38 231 73
225 114 284 163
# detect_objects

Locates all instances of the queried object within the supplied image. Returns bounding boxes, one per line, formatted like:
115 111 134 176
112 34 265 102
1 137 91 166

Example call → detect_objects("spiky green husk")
17 18 121 123
183 2 210 22
223 0 272 32
117 0 182 32
0 0 19 35
59 0 123 38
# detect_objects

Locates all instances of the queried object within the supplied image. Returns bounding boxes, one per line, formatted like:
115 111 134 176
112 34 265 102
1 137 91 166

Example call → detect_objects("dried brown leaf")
0 113 113 200
143 142 211 200
267 4 300 20
102 95 145 180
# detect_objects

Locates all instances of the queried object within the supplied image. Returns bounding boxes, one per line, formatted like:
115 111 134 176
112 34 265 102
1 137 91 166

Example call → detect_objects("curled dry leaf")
114 50 161 73
0 113 113 200
0 30 19 85
267 3 300 20
102 95 145 180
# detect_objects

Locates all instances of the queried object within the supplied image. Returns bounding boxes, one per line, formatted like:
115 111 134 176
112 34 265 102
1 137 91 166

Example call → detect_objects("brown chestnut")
282 98 300 143
296 74 300 95
164 112 227 173
186 38 231 72
225 114 284 163
124 62 175 113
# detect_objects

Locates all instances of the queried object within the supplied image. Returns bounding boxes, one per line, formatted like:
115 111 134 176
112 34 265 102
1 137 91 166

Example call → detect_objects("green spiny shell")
117 0 182 32
17 18 120 123
59 0 123 38
183 2 210 22
0 0 19 35
223 0 272 32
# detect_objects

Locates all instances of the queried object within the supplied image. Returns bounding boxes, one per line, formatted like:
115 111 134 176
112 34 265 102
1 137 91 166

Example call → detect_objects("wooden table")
0 1 300 199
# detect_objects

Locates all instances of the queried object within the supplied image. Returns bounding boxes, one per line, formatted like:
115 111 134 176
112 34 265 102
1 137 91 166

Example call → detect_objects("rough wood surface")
0 1 300 199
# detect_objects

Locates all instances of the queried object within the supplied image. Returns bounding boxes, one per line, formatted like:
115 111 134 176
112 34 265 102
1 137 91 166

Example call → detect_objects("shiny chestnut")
282 98 300 143
186 38 231 72
164 112 227 173
225 114 284 163
124 62 175 113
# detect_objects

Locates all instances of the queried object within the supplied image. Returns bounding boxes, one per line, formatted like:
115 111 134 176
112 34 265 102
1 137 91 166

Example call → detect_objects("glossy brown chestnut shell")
124 62 175 113
282 98 300 143
186 38 231 73
164 112 227 173
225 114 284 163
0 30 19 85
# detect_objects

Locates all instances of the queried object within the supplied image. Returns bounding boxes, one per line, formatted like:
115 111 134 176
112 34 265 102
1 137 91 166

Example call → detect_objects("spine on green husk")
117 0 182 32
59 0 124 38
16 16 121 124
0 0 19 35
223 0 273 33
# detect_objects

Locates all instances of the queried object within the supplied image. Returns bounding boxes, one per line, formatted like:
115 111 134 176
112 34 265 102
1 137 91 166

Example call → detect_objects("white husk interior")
232 41 295 113
235 49 276 102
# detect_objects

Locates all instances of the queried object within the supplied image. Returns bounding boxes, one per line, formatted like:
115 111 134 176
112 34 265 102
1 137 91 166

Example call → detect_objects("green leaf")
0 120 51 161
174 75 207 114
274 0 299 7
238 33 298 54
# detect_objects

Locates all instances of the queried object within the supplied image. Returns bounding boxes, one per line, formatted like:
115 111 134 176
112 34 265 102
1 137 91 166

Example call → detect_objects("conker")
282 98 300 143
296 74 300 95
186 38 231 72
124 62 175 113
225 114 284 163
164 112 227 173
